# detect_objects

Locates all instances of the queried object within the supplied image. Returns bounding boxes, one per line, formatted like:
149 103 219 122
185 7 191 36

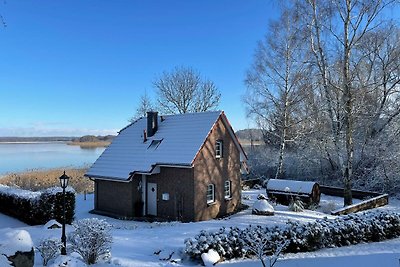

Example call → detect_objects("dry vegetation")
0 168 94 193
67 141 110 148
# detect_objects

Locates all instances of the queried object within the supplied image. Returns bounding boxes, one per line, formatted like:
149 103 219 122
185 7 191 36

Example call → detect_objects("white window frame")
224 180 232 199
216 140 223 158
206 184 215 204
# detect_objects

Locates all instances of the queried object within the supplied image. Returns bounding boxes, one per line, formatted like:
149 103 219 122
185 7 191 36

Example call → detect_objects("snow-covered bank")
1 189 400 266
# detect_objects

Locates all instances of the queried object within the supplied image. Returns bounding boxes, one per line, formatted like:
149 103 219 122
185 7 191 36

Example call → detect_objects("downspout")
141 174 147 216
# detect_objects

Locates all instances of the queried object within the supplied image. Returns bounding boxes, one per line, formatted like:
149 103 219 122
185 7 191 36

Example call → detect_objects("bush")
79 135 99 142
288 198 304 212
185 210 400 261
0 185 75 225
36 238 62 266
68 218 112 265
185 227 245 260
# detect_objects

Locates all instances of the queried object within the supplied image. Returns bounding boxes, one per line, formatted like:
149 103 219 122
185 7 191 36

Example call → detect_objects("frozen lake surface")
0 142 104 175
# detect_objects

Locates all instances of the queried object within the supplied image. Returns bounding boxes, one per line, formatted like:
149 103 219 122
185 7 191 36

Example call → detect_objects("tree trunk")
275 97 289 179
275 133 286 179
343 0 353 206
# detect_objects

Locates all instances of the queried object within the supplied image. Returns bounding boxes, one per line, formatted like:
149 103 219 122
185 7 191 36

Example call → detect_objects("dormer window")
148 139 163 150
216 140 223 158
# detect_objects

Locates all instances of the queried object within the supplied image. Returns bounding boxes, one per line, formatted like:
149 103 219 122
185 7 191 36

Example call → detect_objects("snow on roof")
267 179 317 194
86 111 245 181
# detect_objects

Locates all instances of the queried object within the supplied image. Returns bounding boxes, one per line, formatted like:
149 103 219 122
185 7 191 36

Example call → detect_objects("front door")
147 183 157 216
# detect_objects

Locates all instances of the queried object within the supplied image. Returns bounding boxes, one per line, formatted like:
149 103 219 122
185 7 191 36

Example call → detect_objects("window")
216 140 223 158
206 184 215 204
224 180 232 199
147 139 163 150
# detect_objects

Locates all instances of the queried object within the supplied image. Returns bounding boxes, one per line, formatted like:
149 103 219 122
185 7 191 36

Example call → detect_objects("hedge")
0 185 75 225
185 209 400 261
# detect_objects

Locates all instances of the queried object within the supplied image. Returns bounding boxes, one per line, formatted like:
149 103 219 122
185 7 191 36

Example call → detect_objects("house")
85 110 247 222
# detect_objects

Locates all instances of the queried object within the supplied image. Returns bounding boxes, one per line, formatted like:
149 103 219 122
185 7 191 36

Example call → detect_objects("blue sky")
0 1 277 137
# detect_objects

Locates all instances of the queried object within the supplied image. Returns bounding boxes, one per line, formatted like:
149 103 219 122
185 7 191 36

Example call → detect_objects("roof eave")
84 173 131 182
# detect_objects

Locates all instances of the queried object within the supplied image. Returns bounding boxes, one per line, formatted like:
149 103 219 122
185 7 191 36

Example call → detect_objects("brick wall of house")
193 117 242 221
95 178 140 218
146 167 195 222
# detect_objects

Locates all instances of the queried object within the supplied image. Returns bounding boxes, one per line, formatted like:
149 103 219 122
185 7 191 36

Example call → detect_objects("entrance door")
147 183 157 216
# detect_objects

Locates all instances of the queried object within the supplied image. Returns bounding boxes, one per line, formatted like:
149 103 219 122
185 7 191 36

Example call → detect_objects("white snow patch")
0 229 33 256
1 189 400 266
201 249 221 266
0 184 40 199
44 219 62 229
252 199 275 215
48 255 86 267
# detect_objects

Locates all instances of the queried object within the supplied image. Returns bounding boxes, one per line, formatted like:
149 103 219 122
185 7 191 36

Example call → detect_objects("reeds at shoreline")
67 141 110 148
0 167 93 193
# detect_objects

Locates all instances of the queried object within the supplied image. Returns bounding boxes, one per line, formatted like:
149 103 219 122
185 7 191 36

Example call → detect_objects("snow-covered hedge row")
0 185 75 225
185 210 400 261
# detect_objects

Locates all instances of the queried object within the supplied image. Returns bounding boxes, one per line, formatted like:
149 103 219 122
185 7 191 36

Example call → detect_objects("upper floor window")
207 184 215 204
216 140 223 158
224 180 232 199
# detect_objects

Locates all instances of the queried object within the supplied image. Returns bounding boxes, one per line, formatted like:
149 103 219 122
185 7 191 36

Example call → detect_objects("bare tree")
129 91 154 122
0 14 5 27
301 0 398 205
244 6 312 179
153 66 221 114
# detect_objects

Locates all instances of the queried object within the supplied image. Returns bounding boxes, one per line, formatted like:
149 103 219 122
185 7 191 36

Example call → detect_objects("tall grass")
0 168 93 193
67 141 110 148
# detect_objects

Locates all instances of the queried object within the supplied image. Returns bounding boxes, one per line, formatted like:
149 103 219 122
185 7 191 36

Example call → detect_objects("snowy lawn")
1 189 400 266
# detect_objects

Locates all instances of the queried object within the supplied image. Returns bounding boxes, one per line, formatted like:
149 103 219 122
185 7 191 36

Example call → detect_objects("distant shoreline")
0 141 67 144
0 140 109 148
67 141 110 148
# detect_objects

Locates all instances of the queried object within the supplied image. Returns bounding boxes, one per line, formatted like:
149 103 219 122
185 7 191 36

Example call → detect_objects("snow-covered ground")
1 189 400 266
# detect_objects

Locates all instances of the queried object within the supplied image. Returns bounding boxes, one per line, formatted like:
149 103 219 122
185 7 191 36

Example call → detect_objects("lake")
0 142 105 175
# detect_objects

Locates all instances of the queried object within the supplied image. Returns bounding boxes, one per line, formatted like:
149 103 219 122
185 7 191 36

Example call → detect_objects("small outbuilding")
266 179 320 205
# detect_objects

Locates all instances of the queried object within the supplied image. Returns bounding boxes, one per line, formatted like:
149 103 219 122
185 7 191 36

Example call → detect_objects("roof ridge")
160 110 222 118
118 117 143 134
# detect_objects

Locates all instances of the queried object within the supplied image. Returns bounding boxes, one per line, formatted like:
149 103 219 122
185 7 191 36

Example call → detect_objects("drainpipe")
141 174 146 216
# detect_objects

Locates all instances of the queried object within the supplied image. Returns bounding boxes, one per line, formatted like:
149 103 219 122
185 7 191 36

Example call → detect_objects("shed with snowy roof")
266 179 320 205
85 111 247 222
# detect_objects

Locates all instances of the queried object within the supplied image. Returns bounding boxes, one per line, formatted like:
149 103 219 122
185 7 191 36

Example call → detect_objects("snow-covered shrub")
68 218 112 265
185 227 245 261
39 187 76 225
253 194 274 215
0 185 75 225
288 198 304 212
185 210 400 262
36 238 62 266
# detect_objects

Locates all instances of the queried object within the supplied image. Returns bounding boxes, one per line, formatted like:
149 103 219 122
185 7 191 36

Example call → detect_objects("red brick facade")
93 115 242 222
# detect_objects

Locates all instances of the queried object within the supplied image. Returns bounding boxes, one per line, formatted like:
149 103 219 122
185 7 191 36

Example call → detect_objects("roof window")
148 139 163 150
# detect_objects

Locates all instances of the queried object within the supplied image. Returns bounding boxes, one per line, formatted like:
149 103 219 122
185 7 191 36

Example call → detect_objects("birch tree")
244 7 311 179
301 0 399 205
129 91 154 122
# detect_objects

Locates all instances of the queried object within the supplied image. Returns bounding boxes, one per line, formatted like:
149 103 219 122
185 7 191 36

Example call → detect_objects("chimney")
147 111 158 137
143 129 147 142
